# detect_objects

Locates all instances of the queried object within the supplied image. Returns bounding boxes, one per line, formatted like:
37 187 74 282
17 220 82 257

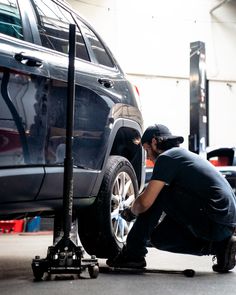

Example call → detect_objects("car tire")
78 155 138 258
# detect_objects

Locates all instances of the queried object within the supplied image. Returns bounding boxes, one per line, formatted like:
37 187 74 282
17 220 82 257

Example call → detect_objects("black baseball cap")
141 124 184 145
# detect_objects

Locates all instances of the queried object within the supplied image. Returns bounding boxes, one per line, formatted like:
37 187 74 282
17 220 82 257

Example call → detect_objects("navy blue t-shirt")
151 147 236 226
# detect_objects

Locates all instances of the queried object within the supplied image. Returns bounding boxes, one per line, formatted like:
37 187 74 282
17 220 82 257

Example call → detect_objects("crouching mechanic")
106 124 236 273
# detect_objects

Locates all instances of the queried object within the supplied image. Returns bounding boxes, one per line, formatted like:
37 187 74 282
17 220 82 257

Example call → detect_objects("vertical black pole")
189 41 209 155
63 24 76 242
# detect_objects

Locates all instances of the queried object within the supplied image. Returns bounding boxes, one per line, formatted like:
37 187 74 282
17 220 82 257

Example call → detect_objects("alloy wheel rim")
110 171 135 243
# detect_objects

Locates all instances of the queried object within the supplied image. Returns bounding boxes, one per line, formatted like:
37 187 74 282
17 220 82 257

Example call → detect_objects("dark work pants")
126 186 235 258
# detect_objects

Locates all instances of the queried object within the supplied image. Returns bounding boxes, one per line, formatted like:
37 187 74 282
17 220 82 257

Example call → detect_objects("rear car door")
0 0 50 206
29 0 129 201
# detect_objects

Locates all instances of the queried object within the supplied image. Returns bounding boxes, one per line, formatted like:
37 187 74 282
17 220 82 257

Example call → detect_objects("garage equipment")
0 219 24 233
31 24 99 280
189 41 208 155
100 266 195 277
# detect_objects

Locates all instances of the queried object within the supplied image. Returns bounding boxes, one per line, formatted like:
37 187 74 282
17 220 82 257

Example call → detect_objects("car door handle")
98 78 114 88
15 52 43 67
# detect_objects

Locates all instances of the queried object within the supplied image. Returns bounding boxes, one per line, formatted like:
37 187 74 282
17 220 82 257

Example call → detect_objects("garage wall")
127 75 190 148
67 0 236 148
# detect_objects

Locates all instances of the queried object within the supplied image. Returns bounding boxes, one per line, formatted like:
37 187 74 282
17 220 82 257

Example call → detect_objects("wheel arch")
91 119 145 196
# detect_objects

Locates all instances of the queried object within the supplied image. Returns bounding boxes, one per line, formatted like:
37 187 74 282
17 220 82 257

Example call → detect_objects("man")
107 124 236 273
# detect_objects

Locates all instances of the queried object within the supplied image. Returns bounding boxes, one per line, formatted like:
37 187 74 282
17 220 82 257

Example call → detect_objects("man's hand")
120 207 136 222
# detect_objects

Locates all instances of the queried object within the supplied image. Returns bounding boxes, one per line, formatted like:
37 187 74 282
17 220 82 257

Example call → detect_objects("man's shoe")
212 235 236 273
106 248 146 269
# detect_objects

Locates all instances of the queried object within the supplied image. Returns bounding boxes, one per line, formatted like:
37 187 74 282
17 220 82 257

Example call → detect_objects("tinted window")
0 0 23 39
32 0 89 61
79 20 114 68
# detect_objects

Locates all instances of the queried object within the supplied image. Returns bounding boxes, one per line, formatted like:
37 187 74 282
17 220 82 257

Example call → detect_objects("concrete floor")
0 233 235 295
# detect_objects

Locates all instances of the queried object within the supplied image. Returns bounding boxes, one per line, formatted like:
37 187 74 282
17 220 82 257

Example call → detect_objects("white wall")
127 75 190 148
68 0 236 147
209 80 236 147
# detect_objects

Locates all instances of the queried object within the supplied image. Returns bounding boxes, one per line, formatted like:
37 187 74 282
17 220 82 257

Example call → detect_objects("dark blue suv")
0 0 145 258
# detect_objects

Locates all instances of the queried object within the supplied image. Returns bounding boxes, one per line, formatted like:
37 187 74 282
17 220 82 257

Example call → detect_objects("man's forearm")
131 180 165 215
131 197 147 215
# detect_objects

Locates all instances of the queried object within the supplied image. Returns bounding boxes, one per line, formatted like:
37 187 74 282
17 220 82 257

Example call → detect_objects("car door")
28 0 127 201
0 0 50 205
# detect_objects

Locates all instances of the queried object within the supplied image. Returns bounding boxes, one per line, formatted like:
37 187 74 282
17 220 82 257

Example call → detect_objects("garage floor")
0 233 235 295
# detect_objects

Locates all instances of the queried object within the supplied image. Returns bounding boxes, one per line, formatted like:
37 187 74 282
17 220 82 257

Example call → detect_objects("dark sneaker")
212 235 236 273
106 249 146 269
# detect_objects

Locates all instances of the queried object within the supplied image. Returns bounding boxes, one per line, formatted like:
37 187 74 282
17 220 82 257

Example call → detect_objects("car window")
0 0 23 39
32 0 90 61
78 20 114 68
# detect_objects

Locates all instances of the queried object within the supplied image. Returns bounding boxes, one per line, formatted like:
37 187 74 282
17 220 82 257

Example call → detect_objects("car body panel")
0 0 145 219
0 167 44 206
37 166 99 200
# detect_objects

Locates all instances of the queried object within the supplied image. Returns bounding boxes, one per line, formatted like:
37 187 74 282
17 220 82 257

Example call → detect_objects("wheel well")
110 127 143 187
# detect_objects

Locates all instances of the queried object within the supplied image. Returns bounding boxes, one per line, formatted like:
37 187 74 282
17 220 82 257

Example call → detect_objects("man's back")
151 147 236 226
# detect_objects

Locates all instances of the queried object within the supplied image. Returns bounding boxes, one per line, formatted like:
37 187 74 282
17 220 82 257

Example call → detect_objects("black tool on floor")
100 266 195 277
31 24 99 281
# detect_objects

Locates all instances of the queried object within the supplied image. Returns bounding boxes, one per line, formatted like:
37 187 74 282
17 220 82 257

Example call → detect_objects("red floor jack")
31 24 99 280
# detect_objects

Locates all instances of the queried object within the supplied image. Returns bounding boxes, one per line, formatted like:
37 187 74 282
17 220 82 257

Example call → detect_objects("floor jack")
31 24 99 280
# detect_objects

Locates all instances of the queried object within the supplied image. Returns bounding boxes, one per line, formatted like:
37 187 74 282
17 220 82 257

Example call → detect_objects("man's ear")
151 137 157 145
154 137 164 144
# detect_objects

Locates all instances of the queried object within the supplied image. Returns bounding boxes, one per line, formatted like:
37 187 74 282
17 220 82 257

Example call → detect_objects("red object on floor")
0 220 24 233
